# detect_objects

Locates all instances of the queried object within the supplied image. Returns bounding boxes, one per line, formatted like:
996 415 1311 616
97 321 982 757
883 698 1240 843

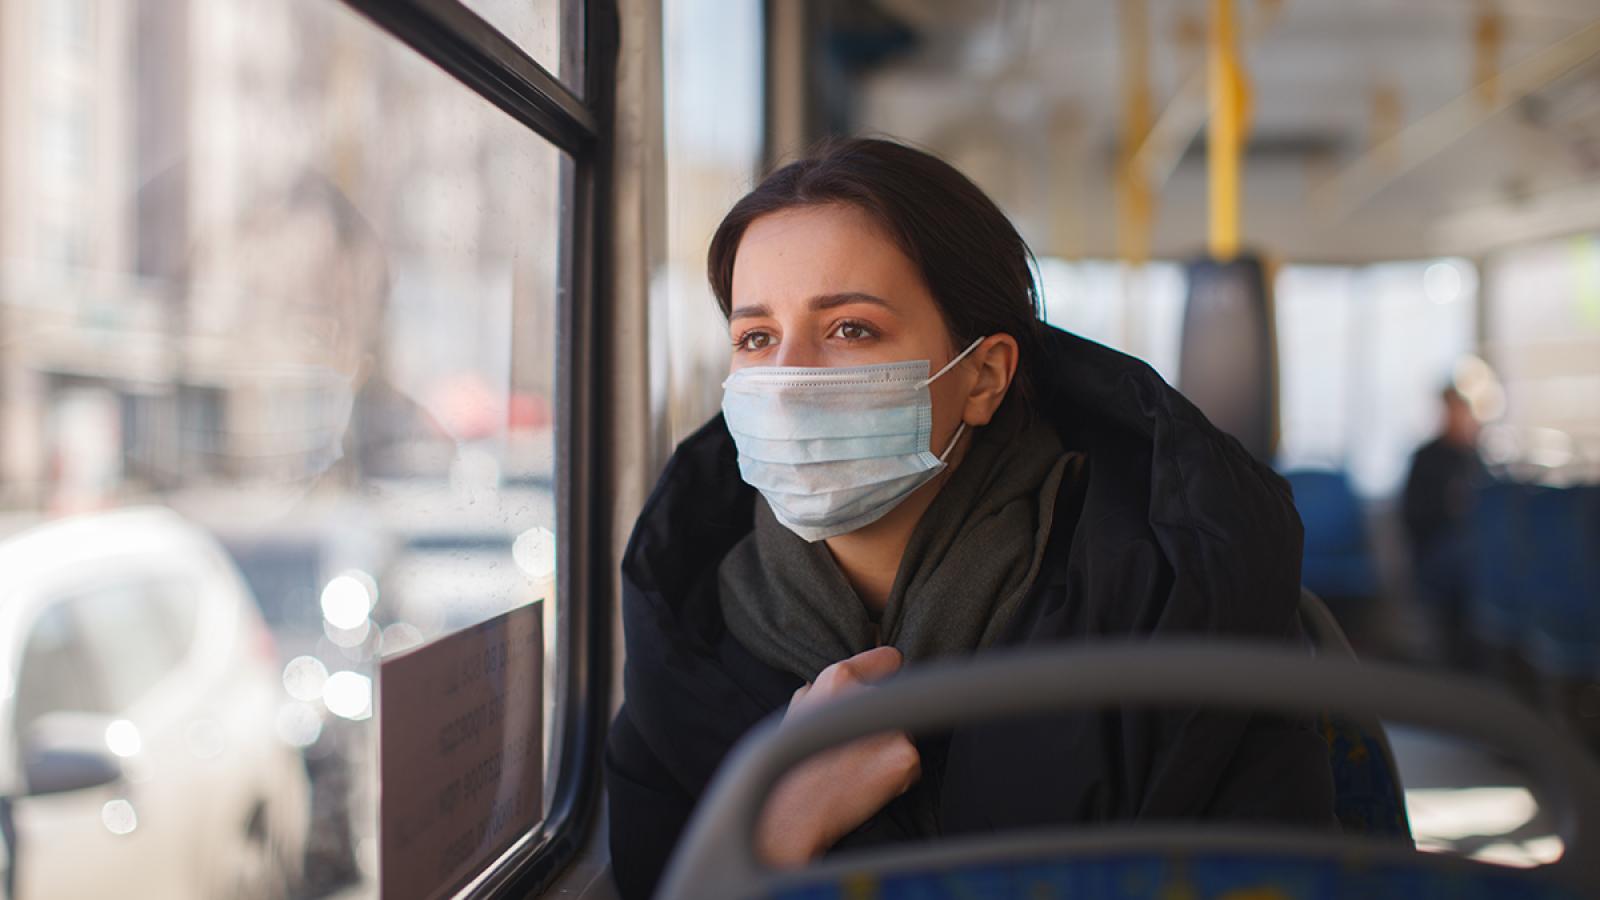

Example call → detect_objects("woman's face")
727 203 973 449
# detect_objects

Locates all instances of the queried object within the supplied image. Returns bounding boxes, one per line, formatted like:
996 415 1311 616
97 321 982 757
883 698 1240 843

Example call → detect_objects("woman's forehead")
731 205 925 311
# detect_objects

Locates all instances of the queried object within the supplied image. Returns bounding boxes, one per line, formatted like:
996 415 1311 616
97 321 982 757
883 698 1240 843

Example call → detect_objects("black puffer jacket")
605 325 1337 899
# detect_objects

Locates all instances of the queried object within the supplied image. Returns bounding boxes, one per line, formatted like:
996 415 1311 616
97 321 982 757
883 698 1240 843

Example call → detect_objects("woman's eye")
833 320 876 342
734 330 774 352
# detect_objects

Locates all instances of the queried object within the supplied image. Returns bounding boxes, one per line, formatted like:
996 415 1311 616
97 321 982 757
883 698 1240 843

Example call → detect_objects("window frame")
335 1 616 896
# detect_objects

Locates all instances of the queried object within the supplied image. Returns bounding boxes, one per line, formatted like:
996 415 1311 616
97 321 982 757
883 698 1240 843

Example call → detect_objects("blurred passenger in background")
1402 386 1487 666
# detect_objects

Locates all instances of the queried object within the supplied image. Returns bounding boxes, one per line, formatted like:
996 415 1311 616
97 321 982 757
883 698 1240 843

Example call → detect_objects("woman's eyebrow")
729 292 893 322
810 292 893 312
728 303 771 322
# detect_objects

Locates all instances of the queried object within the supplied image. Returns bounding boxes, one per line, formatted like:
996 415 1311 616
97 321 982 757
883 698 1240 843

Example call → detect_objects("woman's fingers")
844 645 904 681
809 646 903 701
758 728 924 866
784 681 812 719
763 650 920 862
867 731 922 795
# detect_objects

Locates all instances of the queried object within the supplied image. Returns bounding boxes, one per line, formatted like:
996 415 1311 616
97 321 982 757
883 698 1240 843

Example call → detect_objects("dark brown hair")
707 137 1045 403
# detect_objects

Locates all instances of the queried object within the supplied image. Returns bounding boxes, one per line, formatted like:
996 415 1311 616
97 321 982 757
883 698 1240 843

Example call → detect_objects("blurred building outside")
0 0 561 519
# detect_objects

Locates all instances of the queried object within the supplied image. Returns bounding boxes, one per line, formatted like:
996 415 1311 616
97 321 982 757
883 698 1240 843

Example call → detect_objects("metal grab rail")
657 642 1600 899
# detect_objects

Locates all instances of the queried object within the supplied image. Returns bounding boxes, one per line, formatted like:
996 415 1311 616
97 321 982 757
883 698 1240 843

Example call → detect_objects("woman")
606 138 1336 898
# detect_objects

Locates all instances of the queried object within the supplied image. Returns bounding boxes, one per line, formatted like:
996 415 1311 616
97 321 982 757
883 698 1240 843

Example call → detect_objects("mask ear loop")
918 335 987 388
926 336 985 461
937 421 967 462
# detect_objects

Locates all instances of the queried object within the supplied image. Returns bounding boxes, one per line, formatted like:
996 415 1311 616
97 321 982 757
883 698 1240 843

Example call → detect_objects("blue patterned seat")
1284 470 1380 604
773 851 1583 899
1298 589 1412 842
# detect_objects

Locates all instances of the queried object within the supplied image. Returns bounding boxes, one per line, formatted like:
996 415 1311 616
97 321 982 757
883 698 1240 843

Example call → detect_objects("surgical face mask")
720 337 984 542
212 362 356 478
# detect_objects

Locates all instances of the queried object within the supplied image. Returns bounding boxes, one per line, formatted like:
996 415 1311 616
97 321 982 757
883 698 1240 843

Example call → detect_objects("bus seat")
1469 480 1524 649
1299 589 1412 842
1520 485 1600 680
761 849 1579 899
658 645 1600 900
1284 470 1380 606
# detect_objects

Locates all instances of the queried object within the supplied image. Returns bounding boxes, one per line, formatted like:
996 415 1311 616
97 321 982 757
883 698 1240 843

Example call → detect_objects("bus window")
0 0 607 897
1277 260 1480 497
1486 237 1600 469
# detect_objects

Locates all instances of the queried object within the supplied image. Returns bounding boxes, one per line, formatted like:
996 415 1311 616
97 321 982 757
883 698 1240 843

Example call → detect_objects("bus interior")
0 0 1598 897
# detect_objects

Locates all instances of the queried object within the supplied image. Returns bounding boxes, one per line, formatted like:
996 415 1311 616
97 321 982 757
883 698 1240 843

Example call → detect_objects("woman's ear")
961 334 1019 427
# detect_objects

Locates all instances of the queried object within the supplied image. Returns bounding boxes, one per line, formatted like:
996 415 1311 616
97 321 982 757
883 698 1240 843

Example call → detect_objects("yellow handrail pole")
1117 0 1155 266
1370 83 1403 170
1207 0 1247 260
1131 0 1280 194
1474 6 1505 108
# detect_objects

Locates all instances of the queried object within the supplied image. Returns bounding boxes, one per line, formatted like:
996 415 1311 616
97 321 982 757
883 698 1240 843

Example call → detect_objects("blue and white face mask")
720 336 984 542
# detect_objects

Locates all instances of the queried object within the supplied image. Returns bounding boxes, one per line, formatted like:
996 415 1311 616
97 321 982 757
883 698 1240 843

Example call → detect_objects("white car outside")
0 508 310 899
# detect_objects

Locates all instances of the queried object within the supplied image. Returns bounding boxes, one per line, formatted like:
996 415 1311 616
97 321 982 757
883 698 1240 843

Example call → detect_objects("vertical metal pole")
762 0 810 170
1474 7 1505 108
1116 0 1153 267
1207 0 1243 260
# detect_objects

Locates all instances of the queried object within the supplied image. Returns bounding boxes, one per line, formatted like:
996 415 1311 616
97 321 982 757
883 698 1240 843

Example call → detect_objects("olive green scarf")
718 397 1077 683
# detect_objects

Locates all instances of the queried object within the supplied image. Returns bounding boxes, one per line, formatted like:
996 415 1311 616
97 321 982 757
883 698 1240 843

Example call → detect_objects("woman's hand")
755 646 922 867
